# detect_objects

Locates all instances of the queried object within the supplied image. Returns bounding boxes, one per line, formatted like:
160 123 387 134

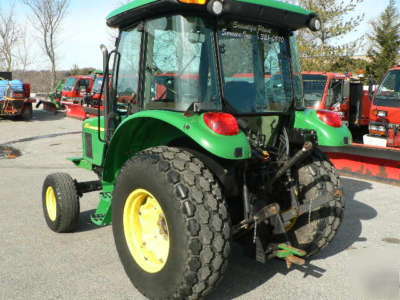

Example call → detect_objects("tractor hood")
107 0 316 32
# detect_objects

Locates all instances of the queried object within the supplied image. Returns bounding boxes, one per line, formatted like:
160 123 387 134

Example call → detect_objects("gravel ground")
0 108 399 300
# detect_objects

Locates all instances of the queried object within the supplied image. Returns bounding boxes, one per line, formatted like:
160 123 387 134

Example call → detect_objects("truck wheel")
288 151 344 257
112 146 230 299
42 173 80 233
20 103 33 121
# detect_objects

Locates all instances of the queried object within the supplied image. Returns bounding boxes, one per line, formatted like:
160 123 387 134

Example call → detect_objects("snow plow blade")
323 144 400 185
66 104 87 120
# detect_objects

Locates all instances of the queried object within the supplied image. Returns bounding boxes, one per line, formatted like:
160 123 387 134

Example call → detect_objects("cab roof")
107 0 315 31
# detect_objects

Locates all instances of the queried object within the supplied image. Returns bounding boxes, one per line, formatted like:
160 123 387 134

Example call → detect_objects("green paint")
107 0 312 21
102 110 251 183
90 184 114 226
107 0 155 20
276 243 306 258
82 117 107 166
67 157 93 171
234 0 311 16
294 109 352 147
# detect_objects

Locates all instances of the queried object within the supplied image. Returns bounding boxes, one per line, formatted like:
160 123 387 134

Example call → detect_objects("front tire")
112 146 231 299
42 173 80 233
288 151 345 257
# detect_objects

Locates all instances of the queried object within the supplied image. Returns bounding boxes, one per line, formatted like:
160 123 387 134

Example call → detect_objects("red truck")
367 66 400 147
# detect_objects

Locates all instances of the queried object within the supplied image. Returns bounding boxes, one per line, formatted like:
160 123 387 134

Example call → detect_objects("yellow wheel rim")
123 189 170 273
46 186 57 222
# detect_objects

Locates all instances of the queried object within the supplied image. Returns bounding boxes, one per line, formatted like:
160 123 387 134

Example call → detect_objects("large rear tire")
112 146 231 299
288 151 344 257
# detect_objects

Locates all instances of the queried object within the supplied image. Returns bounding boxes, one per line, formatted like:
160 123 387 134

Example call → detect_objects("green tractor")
36 79 66 112
42 0 351 298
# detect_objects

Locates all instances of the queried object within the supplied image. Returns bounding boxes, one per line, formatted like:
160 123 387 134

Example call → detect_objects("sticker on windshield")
220 22 285 43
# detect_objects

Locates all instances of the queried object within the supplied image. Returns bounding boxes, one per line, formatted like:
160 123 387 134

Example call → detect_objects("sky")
2 0 399 71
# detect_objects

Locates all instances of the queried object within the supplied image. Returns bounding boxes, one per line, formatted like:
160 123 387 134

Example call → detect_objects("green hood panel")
294 109 352 147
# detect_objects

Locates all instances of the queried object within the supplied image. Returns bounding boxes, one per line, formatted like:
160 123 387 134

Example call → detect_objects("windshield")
218 22 299 113
302 74 327 108
375 70 400 107
93 77 103 93
63 77 77 91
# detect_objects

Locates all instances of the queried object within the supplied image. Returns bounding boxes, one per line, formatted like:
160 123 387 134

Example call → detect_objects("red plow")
326 144 400 185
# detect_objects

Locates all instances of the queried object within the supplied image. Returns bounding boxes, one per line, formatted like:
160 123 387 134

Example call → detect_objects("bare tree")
0 2 21 72
16 24 34 75
23 0 70 88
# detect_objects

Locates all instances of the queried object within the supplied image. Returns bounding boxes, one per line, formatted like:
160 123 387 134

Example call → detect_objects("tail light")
317 110 343 128
203 112 240 136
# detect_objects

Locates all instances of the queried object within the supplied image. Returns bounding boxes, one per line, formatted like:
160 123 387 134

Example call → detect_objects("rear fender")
102 110 251 183
295 109 352 147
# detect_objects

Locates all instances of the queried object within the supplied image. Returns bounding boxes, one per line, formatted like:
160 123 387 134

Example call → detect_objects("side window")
116 27 142 108
328 79 343 107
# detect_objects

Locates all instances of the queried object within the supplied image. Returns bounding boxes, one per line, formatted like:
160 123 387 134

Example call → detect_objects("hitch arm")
268 141 313 190
280 191 336 223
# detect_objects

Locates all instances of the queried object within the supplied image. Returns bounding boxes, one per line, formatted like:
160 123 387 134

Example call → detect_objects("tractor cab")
98 4 347 147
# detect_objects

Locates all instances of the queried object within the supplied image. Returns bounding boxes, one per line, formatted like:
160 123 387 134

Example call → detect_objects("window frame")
113 22 144 115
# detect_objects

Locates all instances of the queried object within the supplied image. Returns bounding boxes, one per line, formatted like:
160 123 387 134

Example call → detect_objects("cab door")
112 25 142 118
82 26 142 166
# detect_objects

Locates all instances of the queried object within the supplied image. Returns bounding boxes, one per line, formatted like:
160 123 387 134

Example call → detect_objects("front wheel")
112 146 231 299
42 173 80 233
287 151 345 257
